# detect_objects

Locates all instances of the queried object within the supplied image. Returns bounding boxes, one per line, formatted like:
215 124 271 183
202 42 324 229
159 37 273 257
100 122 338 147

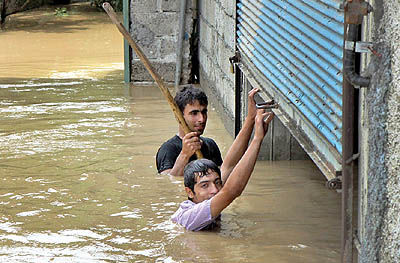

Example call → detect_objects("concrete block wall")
197 0 236 134
359 0 400 262
130 0 193 83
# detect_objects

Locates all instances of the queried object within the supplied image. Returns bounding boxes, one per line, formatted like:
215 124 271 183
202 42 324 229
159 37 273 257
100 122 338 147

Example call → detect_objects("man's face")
186 170 222 203
182 100 208 135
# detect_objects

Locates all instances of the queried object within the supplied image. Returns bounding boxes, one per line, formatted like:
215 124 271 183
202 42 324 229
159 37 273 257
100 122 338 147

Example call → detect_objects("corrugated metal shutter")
236 0 344 179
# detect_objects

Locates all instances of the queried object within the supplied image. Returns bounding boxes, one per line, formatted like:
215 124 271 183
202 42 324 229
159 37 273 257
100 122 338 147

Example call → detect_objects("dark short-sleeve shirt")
156 135 223 173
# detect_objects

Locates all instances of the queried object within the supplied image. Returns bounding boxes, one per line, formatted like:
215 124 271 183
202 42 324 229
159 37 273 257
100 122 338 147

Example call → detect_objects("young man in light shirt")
172 108 274 231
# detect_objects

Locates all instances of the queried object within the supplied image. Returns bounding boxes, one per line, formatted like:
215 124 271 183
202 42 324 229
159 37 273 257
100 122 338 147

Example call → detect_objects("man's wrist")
252 136 264 144
240 118 255 133
243 116 255 126
178 152 191 162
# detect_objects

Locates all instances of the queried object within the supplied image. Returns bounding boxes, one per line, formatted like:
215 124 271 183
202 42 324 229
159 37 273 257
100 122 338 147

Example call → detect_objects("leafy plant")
54 7 68 16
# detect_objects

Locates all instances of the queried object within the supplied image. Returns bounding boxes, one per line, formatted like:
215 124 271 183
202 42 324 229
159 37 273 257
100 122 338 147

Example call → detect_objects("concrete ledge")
131 0 157 12
132 61 176 82
161 0 194 12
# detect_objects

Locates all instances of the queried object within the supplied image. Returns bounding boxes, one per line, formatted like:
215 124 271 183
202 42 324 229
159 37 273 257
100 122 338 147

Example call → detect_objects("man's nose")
209 183 219 194
198 113 206 123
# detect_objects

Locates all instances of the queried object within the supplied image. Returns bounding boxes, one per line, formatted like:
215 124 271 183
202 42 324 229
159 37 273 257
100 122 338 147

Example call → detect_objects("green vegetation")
54 7 68 16
90 0 122 11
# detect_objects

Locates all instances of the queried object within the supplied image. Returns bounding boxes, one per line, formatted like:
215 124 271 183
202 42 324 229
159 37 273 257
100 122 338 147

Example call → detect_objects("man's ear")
185 187 195 199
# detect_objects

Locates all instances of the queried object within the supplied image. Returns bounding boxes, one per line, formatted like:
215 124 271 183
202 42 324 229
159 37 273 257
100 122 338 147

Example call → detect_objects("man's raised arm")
210 110 274 218
220 88 259 183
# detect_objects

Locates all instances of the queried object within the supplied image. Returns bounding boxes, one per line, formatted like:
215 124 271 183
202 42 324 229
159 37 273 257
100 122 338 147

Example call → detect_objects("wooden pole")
102 2 203 159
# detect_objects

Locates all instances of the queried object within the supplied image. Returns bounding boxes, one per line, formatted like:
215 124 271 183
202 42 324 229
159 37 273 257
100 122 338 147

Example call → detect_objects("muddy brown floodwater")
0 3 341 262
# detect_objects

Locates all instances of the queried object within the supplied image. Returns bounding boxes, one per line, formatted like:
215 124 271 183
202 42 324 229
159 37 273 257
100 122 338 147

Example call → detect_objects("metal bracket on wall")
355 41 382 58
345 41 380 57
343 0 373 88
344 39 373 88
345 153 360 164
229 51 241 74
355 41 373 53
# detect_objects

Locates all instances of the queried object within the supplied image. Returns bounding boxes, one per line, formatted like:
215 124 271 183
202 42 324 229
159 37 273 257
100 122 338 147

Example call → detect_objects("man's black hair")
174 85 208 112
184 159 221 193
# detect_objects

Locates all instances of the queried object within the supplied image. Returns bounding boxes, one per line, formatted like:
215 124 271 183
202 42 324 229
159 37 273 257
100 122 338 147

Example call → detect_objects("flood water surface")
0 4 341 262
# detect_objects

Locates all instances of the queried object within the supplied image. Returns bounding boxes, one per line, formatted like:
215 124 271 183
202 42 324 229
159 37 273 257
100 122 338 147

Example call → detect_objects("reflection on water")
0 3 341 262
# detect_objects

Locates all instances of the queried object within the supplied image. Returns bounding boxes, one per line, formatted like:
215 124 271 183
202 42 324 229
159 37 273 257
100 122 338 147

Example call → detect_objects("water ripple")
110 209 142 219
0 81 83 89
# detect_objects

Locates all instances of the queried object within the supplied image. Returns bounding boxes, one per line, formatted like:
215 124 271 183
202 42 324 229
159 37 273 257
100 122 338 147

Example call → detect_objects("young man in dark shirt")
156 85 261 178
156 85 223 177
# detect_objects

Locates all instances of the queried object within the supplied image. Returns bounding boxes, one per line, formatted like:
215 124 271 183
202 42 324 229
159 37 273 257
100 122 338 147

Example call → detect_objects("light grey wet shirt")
171 198 218 231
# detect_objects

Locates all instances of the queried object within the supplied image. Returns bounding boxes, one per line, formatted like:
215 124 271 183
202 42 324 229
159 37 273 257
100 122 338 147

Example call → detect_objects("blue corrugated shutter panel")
237 0 344 157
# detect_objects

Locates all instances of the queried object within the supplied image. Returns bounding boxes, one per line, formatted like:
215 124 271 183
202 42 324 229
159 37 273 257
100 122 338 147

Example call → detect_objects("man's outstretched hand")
247 88 259 122
254 109 274 140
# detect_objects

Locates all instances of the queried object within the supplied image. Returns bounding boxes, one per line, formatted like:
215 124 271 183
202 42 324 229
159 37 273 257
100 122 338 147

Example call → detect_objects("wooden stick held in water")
102 2 203 159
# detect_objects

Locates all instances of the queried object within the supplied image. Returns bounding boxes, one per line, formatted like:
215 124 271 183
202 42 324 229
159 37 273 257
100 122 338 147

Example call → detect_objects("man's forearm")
166 152 191 177
222 137 263 197
221 116 255 183
210 136 263 218
210 110 272 218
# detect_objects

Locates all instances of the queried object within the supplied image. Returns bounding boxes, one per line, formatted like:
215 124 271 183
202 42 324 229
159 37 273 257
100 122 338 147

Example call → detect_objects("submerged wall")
359 0 400 262
129 0 193 83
